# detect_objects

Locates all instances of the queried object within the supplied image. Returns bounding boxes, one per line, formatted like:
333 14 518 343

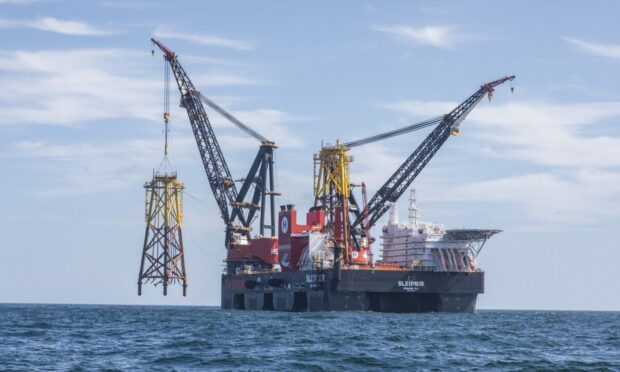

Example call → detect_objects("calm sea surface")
0 304 618 371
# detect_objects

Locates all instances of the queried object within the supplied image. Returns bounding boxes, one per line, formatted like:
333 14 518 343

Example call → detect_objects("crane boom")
151 38 278 248
151 39 241 227
352 75 515 231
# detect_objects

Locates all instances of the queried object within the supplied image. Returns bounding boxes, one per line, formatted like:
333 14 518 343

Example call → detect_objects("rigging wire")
164 60 171 155
184 190 220 213
343 115 444 148
273 149 279 202
157 60 174 174
199 93 269 143
183 221 222 258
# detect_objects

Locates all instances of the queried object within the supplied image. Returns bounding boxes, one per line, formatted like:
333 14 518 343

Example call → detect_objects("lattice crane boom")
352 75 515 231
151 39 278 248
152 38 241 227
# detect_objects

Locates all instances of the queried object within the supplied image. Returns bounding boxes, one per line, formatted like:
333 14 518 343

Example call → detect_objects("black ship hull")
221 269 484 313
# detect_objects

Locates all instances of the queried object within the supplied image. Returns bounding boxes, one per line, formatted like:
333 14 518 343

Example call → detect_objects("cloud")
8 116 304 196
209 108 306 148
0 49 160 126
372 25 461 49
381 99 620 168
443 170 620 226
181 55 245 67
192 72 263 87
564 37 620 59
471 101 620 168
8 107 305 195
0 0 39 4
100 1 160 9
0 48 303 193
377 97 620 227
379 100 455 117
0 48 277 127
0 46 303 195
0 17 115 36
11 137 194 195
349 142 408 189
153 27 253 51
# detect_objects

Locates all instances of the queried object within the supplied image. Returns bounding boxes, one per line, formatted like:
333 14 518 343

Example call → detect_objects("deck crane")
151 39 279 268
346 76 515 246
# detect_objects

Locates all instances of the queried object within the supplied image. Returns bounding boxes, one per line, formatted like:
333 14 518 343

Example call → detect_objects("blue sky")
0 0 619 310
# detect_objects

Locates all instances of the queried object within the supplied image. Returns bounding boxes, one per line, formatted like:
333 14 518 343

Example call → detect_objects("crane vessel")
151 38 514 312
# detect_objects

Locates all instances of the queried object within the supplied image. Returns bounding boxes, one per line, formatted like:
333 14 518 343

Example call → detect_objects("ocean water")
0 304 618 371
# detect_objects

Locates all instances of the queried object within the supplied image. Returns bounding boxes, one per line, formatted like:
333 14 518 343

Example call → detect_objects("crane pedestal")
138 172 187 296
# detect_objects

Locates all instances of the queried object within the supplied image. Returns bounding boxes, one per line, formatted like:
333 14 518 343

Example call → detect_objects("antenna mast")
408 189 419 228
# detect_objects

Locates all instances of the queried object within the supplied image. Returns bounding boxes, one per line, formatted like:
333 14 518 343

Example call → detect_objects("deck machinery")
151 38 514 312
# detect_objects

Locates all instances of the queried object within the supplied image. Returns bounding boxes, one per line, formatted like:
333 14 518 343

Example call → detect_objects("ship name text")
306 274 326 283
398 280 424 287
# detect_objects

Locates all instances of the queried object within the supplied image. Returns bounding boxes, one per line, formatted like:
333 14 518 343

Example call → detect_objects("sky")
0 0 619 311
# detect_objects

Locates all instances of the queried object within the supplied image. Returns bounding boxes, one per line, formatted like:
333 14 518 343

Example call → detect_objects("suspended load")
138 171 187 296
137 57 188 296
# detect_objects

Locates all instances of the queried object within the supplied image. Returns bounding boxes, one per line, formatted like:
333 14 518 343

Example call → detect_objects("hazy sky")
0 0 619 310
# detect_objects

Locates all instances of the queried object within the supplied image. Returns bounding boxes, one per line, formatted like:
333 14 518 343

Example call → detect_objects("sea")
0 304 618 371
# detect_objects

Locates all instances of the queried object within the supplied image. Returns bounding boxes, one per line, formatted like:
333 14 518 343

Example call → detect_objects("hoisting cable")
158 58 173 174
164 61 171 155
198 93 269 143
343 115 444 148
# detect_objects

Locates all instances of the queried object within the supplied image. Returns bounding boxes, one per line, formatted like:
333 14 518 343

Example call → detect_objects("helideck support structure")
138 172 187 296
